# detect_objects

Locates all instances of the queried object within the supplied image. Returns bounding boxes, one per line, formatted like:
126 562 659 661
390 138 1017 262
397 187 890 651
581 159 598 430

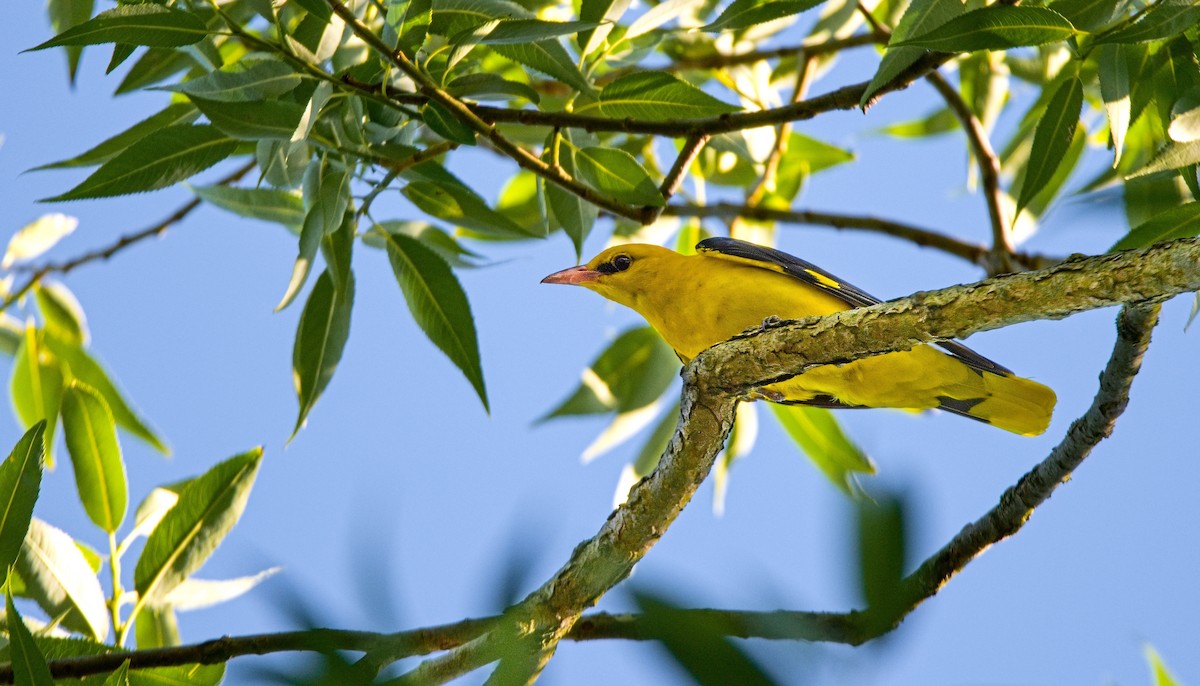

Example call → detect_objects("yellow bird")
542 237 1055 436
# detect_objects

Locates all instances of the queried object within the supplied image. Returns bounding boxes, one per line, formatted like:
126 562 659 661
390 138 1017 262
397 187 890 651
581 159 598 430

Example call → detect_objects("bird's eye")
612 254 632 271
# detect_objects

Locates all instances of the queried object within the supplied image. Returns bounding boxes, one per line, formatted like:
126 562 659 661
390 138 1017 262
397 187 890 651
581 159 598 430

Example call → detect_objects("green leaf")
26 4 208 51
1129 139 1200 178
857 492 908 621
703 0 823 31
1097 0 1200 44
446 73 540 104
492 42 594 95
575 147 665 207
541 326 677 419
593 72 740 121
34 282 89 347
1099 43 1131 167
136 607 181 649
543 133 597 257
190 97 306 140
364 221 483 268
626 0 705 39
861 0 964 106
422 102 477 145
391 0 432 59
378 231 489 410
2 214 78 269
5 589 56 686
18 517 110 641
278 158 351 312
579 0 630 57
291 271 355 436
155 567 280 611
1111 201 1200 250
192 185 305 227
47 0 94 84
40 335 169 455
893 6 1076 53
402 180 536 238
879 107 960 138
163 59 301 102
1016 77 1082 218
102 660 132 686
116 47 194 95
769 404 874 496
633 592 778 686
1046 0 1120 32
479 19 601 44
1145 646 1181 686
11 327 64 470
0 423 45 589
42 125 236 202
34 104 199 171
61 383 127 533
133 448 264 605
1169 96 1200 143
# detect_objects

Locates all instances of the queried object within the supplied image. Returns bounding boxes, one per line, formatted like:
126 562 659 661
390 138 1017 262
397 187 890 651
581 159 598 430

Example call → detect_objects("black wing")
696 237 1012 376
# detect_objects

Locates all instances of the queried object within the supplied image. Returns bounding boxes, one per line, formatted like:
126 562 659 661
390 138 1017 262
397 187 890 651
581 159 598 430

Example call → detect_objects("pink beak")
541 265 600 285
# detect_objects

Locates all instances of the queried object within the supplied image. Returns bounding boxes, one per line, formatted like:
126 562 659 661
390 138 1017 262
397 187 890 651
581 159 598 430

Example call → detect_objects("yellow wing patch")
804 269 840 290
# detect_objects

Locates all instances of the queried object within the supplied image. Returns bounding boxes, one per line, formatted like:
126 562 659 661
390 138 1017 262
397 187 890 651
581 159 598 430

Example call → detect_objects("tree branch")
661 202 1059 270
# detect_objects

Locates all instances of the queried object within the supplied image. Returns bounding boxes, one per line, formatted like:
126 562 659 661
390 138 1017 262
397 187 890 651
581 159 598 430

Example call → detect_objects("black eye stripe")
596 262 618 274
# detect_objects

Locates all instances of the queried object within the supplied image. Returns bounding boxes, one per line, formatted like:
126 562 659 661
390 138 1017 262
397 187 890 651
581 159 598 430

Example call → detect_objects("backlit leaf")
3 214 77 268
704 0 823 31
1097 0 1200 44
18 517 110 641
42 125 236 202
0 423 45 589
291 271 355 435
402 180 535 238
1128 140 1200 178
61 382 127 533
492 41 594 95
134 448 264 605
34 282 88 347
862 0 963 105
575 147 665 207
11 326 64 469
595 72 740 121
378 230 489 410
192 185 305 227
541 326 677 419
543 131 596 257
5 589 55 686
1017 77 1083 218
1111 201 1200 251
893 6 1076 53
26 4 207 51
1099 43 1131 166
770 404 874 496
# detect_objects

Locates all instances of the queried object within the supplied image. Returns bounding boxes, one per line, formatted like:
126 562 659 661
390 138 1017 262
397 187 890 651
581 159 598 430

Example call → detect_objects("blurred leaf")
102 660 131 686
626 0 705 39
191 98 306 140
136 606 180 649
163 59 301 102
857 492 908 622
1145 646 1182 686
155 567 281 611
582 402 664 463
893 6 1076 52
134 447 264 606
492 41 594 95
18 517 110 641
703 0 822 31
46 0 94 83
41 334 169 455
879 107 960 138
0 422 45 589
0 315 25 357
446 73 540 104
11 326 64 469
5 589 55 686
595 72 740 121
61 383 127 533
422 102 477 145
633 592 778 686
542 326 678 420
575 147 665 207
378 230 489 411
3 214 77 269
291 271 355 435
1097 0 1200 44
402 180 536 238
1099 43 1131 167
34 283 88 347
579 0 630 56
26 4 208 51
1017 77 1083 218
478 19 600 44
1017 121 1086 220
768 132 855 203
1170 97 1200 143
713 402 757 516
192 185 305 228
769 404 874 496
1046 0 1120 31
544 131 597 257
1111 201 1200 250
278 157 351 312
862 0 964 105
42 125 236 202
390 0 432 59
1129 140 1200 178
123 487 180 557
430 0 533 35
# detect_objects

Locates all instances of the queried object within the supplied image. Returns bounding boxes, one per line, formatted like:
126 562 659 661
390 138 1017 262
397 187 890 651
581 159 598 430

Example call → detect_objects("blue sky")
3 4 1198 685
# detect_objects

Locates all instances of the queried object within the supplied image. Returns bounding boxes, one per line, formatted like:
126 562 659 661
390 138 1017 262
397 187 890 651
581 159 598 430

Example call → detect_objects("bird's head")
541 243 679 310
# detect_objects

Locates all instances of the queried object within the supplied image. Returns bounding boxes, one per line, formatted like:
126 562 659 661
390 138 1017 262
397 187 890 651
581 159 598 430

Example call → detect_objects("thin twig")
662 202 1059 270
2 160 256 314
925 70 1015 272
656 134 710 206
